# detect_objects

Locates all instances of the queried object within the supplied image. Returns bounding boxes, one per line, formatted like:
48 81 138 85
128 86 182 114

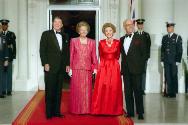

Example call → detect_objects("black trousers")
123 70 144 115
44 71 63 117
164 63 178 94
141 61 147 91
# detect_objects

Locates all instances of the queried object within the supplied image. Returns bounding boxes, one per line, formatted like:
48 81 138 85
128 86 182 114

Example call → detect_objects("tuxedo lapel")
121 36 127 56
50 30 61 51
127 34 136 55
61 33 69 51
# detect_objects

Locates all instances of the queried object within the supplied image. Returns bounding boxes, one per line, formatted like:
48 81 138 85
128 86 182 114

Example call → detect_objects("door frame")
47 5 100 44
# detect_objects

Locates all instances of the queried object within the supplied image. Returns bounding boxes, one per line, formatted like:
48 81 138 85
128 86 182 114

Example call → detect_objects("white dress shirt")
2 30 7 35
138 30 143 35
168 32 174 38
54 30 62 50
123 33 134 55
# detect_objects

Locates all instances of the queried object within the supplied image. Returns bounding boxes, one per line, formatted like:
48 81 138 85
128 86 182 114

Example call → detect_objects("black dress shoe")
163 93 168 97
54 114 65 118
138 114 144 120
166 93 176 98
2 91 6 95
0 95 5 98
7 91 12 96
124 114 134 118
46 115 52 119
142 90 145 95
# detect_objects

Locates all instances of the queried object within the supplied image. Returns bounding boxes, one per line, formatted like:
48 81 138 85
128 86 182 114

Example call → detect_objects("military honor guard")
0 19 16 96
0 28 9 98
135 19 151 95
161 21 183 98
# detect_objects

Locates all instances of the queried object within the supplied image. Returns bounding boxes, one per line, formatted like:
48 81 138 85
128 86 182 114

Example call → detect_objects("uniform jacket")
135 31 151 59
0 33 9 61
1 31 16 62
161 33 183 64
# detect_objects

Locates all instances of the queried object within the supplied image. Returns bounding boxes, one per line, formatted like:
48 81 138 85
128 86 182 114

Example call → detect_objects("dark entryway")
51 10 96 39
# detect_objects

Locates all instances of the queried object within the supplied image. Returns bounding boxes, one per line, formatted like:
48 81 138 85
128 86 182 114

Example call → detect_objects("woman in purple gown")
69 21 98 114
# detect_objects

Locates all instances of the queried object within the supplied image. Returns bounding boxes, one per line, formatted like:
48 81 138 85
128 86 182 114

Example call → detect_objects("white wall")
174 0 188 93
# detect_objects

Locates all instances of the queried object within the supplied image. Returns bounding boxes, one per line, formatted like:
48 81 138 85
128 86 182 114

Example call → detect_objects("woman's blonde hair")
76 21 90 33
102 23 116 34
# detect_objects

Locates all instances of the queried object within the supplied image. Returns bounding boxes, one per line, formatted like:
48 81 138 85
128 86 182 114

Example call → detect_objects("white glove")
161 62 164 67
93 69 97 75
176 62 180 66
147 59 150 65
68 69 72 77
4 60 9 67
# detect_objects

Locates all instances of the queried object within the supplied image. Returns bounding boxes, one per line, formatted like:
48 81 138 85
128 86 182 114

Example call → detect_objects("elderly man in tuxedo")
120 19 147 120
40 16 70 119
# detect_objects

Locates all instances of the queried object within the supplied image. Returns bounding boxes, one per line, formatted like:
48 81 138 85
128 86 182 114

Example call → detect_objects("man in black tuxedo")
135 19 151 95
40 16 70 119
120 19 147 120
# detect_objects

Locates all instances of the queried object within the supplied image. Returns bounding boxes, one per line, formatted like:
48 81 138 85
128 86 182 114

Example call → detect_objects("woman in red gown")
91 23 123 115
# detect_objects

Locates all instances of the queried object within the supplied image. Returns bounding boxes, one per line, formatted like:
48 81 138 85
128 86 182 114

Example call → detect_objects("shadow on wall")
182 59 188 93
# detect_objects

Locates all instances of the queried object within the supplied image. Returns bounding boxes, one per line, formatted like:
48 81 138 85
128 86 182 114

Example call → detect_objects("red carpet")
12 90 134 125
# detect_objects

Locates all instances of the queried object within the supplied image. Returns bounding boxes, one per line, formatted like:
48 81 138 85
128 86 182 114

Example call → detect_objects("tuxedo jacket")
120 33 147 74
40 30 70 74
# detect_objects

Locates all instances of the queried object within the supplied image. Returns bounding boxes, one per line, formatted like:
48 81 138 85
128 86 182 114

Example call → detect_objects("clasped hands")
68 68 97 77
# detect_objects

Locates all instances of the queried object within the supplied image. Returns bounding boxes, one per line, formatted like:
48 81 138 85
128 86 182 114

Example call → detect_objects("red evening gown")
91 39 123 115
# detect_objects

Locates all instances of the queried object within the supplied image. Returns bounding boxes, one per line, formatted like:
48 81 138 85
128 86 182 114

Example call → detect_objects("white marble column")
13 0 29 90
0 0 4 18
17 0 28 79
28 0 48 90
99 0 120 38
119 0 129 36
141 0 174 93
174 0 188 93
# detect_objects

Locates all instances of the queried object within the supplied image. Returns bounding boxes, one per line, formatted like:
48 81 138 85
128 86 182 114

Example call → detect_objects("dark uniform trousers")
3 62 12 93
161 33 182 95
0 34 9 96
164 63 178 94
0 60 4 95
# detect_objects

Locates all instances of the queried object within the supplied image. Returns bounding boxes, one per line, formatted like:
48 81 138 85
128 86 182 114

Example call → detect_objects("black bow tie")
2 32 6 35
125 34 132 38
56 31 61 35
